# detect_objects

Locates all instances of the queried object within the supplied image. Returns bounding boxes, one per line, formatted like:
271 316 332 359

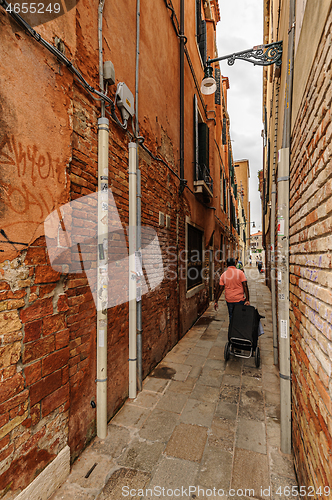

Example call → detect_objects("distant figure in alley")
214 257 250 323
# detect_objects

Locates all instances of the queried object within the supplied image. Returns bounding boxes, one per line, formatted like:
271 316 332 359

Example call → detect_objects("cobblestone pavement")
50 267 298 500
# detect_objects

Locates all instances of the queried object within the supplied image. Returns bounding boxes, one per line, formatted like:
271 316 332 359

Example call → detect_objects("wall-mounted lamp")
201 65 217 95
201 41 283 95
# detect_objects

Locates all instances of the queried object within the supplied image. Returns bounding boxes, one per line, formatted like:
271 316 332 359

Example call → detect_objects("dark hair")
227 257 236 267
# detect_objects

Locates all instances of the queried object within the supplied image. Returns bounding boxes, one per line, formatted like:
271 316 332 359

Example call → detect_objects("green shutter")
198 122 209 171
198 20 207 64
222 118 227 145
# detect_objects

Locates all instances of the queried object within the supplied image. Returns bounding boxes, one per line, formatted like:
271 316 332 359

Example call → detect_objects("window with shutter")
223 177 227 212
193 96 212 195
198 19 207 64
222 118 227 145
196 0 202 38
193 94 199 180
198 122 209 171
220 172 223 210
215 68 221 105
265 139 270 214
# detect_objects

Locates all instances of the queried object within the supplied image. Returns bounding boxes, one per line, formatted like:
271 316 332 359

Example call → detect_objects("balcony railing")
194 164 213 201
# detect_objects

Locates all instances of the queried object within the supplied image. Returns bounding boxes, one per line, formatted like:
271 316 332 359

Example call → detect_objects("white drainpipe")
96 116 109 438
128 142 137 399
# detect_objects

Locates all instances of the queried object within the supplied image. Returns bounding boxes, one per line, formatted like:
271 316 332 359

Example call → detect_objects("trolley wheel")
224 342 230 362
255 346 260 368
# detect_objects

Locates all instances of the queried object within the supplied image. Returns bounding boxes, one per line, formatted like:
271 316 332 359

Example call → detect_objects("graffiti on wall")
0 134 67 259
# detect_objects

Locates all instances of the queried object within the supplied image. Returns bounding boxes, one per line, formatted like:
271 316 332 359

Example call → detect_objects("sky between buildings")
216 0 264 234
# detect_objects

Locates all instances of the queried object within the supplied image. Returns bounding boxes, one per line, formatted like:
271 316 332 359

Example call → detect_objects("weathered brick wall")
0 0 221 495
289 8 332 491
0 238 70 493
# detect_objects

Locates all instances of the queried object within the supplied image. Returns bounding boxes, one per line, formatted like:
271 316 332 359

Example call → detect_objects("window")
223 177 227 212
215 68 221 105
198 122 209 171
187 223 203 290
195 0 206 65
222 117 227 145
193 95 212 192
220 172 223 210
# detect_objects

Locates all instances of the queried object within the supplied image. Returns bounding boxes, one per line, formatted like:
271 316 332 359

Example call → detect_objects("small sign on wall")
280 319 288 339
277 217 285 235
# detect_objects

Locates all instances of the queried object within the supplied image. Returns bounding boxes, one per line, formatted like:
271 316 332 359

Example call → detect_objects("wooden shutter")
198 122 209 172
199 20 207 64
215 68 221 105
222 117 227 145
194 94 199 180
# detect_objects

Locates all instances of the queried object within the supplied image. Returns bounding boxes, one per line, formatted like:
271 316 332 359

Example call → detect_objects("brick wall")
0 238 69 493
289 8 332 490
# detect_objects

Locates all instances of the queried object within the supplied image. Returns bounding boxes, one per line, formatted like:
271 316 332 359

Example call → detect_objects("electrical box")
116 82 134 121
103 61 115 85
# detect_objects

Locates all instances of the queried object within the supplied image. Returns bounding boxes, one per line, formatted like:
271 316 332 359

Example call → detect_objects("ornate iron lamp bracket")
208 41 283 68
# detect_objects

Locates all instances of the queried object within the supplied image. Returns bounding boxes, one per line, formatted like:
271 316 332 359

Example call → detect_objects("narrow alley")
50 269 297 500
1 0 332 496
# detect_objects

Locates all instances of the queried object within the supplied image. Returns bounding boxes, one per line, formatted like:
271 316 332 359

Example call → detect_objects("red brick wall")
289 8 332 490
0 238 70 492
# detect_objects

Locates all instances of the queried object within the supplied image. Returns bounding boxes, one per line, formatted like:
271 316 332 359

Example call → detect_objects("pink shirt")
219 266 247 303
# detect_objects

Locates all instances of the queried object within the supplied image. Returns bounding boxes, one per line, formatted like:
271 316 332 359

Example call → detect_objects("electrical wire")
0 0 125 125
1 0 193 193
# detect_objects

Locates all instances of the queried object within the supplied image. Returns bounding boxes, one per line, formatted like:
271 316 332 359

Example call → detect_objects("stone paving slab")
208 417 236 451
165 423 207 462
130 390 161 409
142 377 170 393
139 409 179 442
90 425 130 458
117 440 165 472
64 451 115 490
97 468 150 500
197 446 233 489
190 383 220 404
110 404 150 429
155 390 188 414
50 268 297 500
180 398 215 427
232 448 270 500
236 418 267 454
145 457 199 500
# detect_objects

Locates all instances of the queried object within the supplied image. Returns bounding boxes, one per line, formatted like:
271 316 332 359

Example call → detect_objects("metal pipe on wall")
271 179 278 365
128 142 137 399
271 82 280 366
96 0 108 439
98 0 106 118
278 0 295 455
96 117 109 438
135 0 143 392
179 0 184 185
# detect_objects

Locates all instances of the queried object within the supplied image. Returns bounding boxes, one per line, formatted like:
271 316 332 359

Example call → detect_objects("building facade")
234 159 250 264
262 0 332 490
0 0 245 496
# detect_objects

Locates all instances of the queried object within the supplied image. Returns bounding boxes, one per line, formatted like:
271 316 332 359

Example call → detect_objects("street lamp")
201 41 283 95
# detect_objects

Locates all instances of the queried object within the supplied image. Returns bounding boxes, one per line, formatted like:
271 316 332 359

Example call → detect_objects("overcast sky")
216 0 263 234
